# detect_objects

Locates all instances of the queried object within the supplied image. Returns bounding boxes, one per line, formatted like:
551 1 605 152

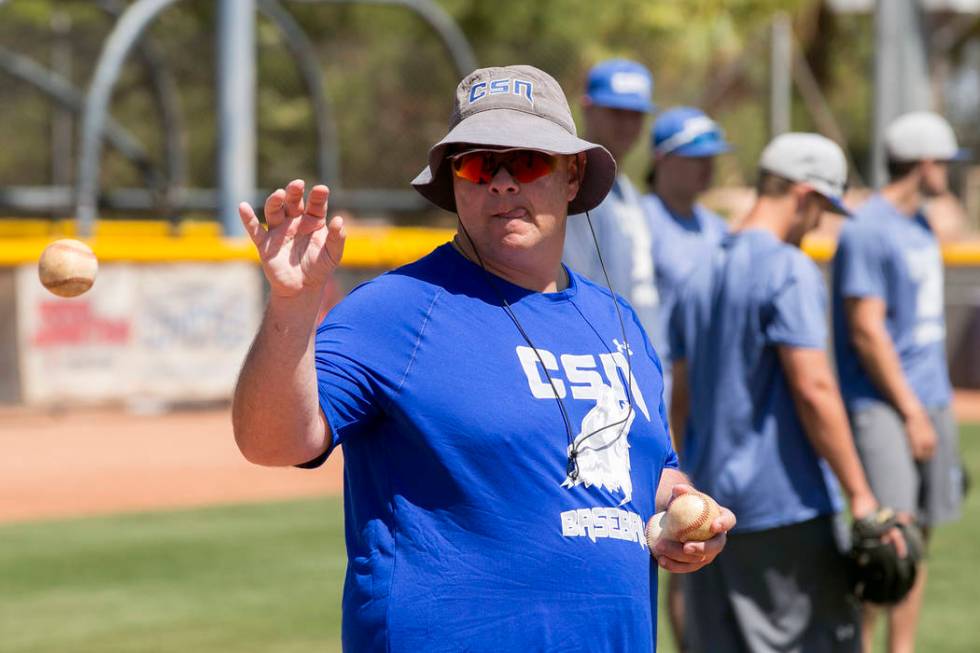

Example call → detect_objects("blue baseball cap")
652 107 731 157
585 59 655 113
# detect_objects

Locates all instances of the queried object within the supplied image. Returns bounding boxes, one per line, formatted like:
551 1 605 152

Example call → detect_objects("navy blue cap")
585 59 654 113
652 107 730 157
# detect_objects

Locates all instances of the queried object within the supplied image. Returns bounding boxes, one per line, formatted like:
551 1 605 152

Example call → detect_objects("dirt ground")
2 390 979 525
0 405 342 524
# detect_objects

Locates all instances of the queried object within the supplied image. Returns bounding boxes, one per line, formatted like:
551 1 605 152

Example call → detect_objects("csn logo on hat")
469 78 534 106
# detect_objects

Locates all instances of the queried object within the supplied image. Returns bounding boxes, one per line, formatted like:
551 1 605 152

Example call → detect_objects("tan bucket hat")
411 65 617 214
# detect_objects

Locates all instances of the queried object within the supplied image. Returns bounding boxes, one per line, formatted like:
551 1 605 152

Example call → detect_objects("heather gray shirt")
564 175 658 339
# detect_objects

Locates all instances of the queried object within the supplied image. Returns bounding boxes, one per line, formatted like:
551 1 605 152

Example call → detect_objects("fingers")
305 184 329 219
263 180 332 236
668 483 696 507
912 442 924 460
327 215 346 240
652 506 731 575
654 533 727 573
712 507 737 534
913 438 936 461
297 185 330 236
697 532 728 558
916 428 936 459
653 539 720 574
908 415 937 460
655 556 710 574
886 527 909 559
894 510 916 527
284 179 306 218
263 188 287 228
654 538 709 564
318 215 346 270
849 493 878 522
238 202 267 247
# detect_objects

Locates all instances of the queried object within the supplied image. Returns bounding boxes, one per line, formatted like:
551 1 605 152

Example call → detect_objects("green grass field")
2 425 978 652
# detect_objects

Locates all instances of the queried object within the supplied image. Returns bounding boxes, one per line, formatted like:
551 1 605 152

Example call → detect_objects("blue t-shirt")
670 229 842 533
312 244 678 652
644 193 728 402
832 194 951 411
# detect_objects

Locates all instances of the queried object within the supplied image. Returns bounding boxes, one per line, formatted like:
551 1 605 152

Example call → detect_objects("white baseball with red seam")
645 491 721 547
38 238 98 298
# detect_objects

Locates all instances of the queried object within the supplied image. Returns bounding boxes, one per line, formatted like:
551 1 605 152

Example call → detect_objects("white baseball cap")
758 132 850 215
884 111 967 163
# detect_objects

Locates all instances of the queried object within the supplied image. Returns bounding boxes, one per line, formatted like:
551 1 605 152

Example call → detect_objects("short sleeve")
315 321 385 451
764 254 827 349
834 225 888 300
308 277 433 463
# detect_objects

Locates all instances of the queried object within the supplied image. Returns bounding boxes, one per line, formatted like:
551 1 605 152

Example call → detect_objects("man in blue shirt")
643 106 731 404
232 65 734 652
564 59 658 342
832 111 965 653
671 133 881 652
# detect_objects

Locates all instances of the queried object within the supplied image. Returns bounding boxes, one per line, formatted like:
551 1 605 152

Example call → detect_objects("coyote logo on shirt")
561 385 636 505
514 345 647 506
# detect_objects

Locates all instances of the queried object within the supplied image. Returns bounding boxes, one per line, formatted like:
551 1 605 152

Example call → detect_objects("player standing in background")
643 105 731 653
564 59 659 340
671 133 880 652
643 106 731 405
832 111 966 653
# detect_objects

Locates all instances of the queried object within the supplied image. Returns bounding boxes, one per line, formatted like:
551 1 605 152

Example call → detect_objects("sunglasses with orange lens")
450 149 559 185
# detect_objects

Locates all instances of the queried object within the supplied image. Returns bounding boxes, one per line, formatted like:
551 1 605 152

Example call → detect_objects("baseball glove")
847 508 924 605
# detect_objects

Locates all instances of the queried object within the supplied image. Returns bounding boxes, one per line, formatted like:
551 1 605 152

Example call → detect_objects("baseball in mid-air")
38 238 98 298
646 491 721 547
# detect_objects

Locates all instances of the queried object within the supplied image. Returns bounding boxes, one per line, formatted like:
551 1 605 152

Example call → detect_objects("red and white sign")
16 263 262 405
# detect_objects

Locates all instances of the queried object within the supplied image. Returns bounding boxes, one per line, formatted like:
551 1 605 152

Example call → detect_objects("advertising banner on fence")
16 262 262 405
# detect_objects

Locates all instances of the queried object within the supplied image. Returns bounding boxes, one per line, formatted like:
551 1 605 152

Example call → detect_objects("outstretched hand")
239 179 346 298
653 484 736 574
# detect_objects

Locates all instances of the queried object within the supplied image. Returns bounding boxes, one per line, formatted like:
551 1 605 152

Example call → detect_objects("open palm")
239 180 346 298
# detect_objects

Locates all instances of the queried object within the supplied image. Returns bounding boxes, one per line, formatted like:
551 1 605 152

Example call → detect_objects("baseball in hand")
646 491 721 547
38 238 98 298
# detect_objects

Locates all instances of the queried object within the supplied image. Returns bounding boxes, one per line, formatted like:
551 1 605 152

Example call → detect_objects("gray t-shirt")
563 175 658 339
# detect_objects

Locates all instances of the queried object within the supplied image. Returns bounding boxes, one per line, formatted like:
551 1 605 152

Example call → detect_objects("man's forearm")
794 380 873 502
780 347 874 508
232 290 329 466
851 322 922 417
